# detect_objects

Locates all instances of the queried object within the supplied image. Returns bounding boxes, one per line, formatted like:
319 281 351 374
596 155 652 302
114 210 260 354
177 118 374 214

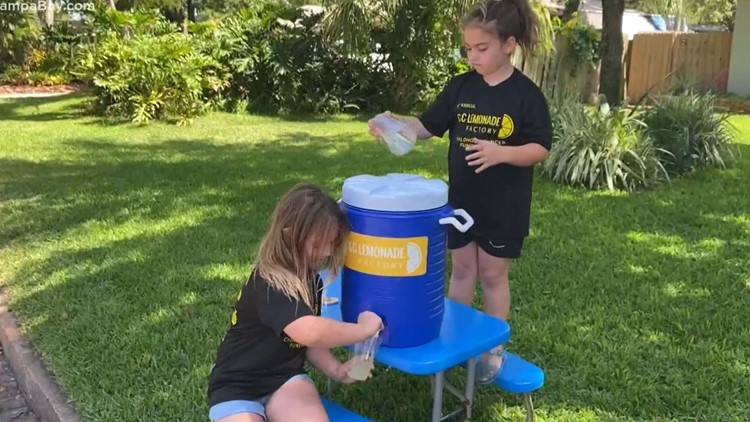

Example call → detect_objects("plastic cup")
347 331 382 381
474 348 506 385
346 359 374 381
372 114 417 156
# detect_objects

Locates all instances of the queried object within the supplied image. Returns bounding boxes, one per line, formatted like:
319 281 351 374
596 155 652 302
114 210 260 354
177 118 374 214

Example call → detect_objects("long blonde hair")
254 183 349 310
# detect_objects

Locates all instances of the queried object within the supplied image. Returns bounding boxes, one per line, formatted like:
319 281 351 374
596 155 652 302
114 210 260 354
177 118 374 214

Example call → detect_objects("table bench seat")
492 351 545 422
319 268 512 422
322 397 373 422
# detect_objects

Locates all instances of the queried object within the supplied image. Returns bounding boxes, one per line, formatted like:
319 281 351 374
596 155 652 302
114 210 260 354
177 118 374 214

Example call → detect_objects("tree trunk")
599 0 625 105
187 0 197 22
45 0 55 27
562 0 581 21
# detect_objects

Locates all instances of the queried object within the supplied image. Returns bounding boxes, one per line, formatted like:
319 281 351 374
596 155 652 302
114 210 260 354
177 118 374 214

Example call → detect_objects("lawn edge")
0 290 81 422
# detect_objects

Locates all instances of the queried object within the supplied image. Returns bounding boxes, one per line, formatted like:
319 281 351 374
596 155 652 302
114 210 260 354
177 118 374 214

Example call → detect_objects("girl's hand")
334 361 356 384
465 139 504 173
357 311 383 336
368 111 391 144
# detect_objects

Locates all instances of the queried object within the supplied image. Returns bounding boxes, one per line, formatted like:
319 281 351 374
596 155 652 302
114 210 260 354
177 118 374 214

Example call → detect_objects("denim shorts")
209 374 313 421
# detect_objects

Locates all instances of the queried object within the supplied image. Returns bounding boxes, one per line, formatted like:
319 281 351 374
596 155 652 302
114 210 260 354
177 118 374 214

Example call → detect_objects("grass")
1 94 749 422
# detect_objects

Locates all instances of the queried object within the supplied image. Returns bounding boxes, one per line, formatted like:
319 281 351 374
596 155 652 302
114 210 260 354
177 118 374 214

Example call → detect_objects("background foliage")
0 0 742 192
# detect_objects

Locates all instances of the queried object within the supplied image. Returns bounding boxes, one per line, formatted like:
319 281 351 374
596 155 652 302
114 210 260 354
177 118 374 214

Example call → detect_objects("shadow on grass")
0 93 91 122
485 144 750 421
0 132 449 420
0 93 374 126
1 132 749 421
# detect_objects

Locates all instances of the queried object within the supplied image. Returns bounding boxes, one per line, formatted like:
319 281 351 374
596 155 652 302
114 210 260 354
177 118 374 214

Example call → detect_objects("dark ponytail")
461 0 540 54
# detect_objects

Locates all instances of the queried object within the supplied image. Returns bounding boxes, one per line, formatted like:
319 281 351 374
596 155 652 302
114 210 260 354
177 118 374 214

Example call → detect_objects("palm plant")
313 0 555 111
318 0 474 53
642 89 738 175
543 94 671 192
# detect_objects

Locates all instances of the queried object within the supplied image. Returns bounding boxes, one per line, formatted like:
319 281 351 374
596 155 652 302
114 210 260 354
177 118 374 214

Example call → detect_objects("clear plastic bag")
372 114 417 156
474 348 506 385
347 332 382 381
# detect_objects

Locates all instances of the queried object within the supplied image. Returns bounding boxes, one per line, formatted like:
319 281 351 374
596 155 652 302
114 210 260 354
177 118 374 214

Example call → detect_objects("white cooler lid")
341 173 448 212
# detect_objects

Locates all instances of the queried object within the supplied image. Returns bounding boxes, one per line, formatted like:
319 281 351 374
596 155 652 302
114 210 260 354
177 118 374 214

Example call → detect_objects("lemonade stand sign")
345 232 427 276
338 173 473 348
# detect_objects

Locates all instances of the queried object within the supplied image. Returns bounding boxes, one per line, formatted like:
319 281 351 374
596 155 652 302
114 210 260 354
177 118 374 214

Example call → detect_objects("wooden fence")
512 35 628 103
625 31 733 103
512 31 733 105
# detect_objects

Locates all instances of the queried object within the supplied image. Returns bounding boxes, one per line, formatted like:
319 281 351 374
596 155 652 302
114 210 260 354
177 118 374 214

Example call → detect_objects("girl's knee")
297 413 329 422
478 260 509 286
451 244 477 282
265 379 328 422
269 403 328 422
451 254 477 281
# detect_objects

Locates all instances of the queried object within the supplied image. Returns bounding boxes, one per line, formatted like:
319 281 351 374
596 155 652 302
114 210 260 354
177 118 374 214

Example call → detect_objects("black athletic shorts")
447 227 525 259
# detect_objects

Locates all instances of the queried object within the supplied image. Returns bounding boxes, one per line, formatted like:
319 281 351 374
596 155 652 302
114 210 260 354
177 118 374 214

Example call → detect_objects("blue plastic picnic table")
320 270 510 422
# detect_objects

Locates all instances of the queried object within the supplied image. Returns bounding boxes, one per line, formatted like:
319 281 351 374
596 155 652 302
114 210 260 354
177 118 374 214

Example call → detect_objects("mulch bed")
715 97 750 114
0 83 89 96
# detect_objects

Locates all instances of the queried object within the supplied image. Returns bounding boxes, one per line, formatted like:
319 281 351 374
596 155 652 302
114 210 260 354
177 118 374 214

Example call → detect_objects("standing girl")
207 183 383 422
369 0 552 383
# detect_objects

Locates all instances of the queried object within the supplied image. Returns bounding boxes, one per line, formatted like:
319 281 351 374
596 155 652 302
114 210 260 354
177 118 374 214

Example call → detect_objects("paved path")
0 345 38 422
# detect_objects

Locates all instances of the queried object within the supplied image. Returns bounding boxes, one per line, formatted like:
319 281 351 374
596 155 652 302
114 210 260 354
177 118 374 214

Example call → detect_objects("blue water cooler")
339 173 474 348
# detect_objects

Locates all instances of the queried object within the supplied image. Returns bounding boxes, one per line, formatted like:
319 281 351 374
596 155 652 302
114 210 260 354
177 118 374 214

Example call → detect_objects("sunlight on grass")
643 328 670 345
704 213 750 232
70 207 218 243
626 263 648 274
661 282 710 298
199 263 248 282
141 292 202 326
1 98 749 422
626 231 724 259
144 308 174 324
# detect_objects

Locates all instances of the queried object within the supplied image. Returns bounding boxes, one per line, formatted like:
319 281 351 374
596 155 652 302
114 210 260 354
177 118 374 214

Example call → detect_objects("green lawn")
1 95 749 422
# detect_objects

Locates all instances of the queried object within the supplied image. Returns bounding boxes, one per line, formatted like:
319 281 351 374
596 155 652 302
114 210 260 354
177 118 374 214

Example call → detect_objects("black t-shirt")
207 269 322 406
419 69 553 239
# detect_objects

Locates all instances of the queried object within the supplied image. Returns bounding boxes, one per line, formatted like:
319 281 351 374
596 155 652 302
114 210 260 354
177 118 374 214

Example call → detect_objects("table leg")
465 358 477 420
432 371 445 422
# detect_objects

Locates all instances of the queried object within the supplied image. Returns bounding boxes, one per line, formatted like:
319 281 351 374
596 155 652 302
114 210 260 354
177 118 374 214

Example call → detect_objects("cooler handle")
439 208 474 233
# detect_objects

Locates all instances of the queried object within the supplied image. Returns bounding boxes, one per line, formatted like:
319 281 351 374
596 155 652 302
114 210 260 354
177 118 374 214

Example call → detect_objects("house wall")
728 0 750 96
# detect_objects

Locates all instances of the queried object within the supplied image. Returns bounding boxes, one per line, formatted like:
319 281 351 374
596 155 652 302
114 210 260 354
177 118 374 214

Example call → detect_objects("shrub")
73 31 228 125
0 17 80 85
0 38 75 86
199 4 390 115
0 9 40 73
642 90 738 175
0 64 70 86
543 94 670 192
551 13 600 73
81 6 182 39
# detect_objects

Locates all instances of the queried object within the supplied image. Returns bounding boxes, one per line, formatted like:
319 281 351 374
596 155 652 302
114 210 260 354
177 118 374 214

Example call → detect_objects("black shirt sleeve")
255 276 314 338
519 87 553 151
419 75 464 138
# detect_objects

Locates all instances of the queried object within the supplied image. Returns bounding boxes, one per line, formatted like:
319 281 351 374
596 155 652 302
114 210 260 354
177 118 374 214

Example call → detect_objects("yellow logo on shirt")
345 232 428 277
230 289 242 326
283 336 305 349
455 112 515 147
497 114 514 139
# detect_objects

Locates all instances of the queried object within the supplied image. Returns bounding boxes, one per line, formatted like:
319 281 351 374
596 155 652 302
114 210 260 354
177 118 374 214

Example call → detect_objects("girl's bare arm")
284 314 380 348
305 347 343 380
